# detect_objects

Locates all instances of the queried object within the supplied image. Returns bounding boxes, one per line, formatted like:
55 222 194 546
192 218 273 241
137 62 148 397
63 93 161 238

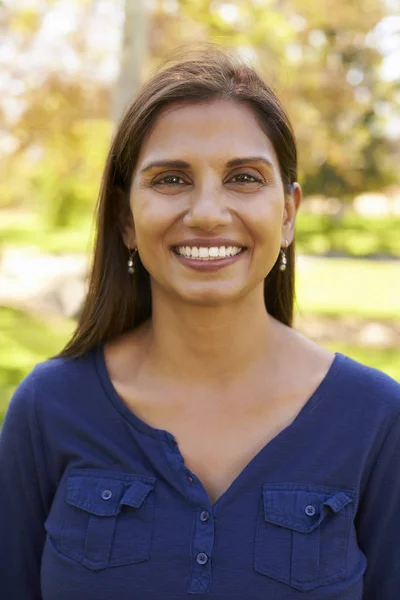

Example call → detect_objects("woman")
1 44 399 600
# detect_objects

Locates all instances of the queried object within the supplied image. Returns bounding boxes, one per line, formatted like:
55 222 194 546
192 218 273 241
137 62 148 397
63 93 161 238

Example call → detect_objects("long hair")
56 43 298 359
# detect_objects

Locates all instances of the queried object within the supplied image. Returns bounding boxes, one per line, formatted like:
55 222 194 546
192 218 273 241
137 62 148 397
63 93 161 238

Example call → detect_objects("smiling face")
122 99 301 307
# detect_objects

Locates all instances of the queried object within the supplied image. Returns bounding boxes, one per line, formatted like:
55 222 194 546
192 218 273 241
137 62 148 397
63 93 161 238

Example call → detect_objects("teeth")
175 245 243 260
199 247 209 258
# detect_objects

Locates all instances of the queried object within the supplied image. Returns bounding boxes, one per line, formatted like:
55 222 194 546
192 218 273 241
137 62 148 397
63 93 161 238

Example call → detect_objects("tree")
0 0 398 234
112 0 149 123
149 0 399 200
0 0 113 228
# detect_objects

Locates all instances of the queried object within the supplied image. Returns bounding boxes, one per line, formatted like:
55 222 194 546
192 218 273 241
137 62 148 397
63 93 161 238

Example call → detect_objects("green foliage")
1 0 399 230
295 212 400 257
168 0 399 198
0 307 76 424
0 211 94 254
32 119 113 229
0 118 112 230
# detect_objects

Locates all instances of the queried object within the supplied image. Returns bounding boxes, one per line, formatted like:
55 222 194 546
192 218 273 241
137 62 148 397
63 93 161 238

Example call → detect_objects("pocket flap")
66 470 156 517
262 484 354 534
120 480 155 509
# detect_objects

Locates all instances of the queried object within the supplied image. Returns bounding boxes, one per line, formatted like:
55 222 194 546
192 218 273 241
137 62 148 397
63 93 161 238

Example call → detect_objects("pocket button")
101 489 113 501
305 504 316 516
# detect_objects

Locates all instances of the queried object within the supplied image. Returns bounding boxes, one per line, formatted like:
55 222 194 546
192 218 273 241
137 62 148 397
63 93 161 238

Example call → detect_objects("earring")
279 239 289 272
127 247 138 274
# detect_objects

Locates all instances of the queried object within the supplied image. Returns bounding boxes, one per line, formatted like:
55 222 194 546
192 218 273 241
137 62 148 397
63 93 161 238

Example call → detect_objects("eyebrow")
139 156 274 174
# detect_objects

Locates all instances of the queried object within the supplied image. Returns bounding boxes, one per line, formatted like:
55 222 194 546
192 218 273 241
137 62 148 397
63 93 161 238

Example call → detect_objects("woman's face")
125 99 301 306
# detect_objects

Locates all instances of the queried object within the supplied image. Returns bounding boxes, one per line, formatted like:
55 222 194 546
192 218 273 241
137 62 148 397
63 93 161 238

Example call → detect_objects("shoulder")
334 351 400 421
27 350 96 395
287 329 400 417
8 348 99 421
31 350 94 386
336 352 400 402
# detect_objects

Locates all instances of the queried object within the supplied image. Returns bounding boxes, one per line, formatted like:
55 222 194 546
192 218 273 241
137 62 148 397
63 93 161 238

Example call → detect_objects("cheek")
131 192 176 254
133 193 166 229
245 197 284 244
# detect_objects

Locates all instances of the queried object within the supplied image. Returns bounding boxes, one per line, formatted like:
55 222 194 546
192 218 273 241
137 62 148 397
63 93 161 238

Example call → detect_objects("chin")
173 283 247 307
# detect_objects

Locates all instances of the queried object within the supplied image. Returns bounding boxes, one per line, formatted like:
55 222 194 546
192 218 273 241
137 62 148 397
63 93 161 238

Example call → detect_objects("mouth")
171 245 247 261
170 244 247 271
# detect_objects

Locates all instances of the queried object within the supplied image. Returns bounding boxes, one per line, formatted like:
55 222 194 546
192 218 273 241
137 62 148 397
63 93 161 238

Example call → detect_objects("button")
200 510 210 522
188 475 194 483
101 489 113 500
305 504 316 516
196 552 209 565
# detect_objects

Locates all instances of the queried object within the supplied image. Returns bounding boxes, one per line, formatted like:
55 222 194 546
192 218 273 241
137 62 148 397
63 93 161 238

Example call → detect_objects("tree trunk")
112 0 148 123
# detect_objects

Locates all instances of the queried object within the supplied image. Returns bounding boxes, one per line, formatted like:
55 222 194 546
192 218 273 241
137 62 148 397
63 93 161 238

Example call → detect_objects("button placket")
162 433 215 593
188 506 215 594
196 552 209 565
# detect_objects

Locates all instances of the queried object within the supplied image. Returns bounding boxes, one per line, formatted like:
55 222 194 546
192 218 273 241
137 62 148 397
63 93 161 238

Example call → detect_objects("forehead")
136 99 279 167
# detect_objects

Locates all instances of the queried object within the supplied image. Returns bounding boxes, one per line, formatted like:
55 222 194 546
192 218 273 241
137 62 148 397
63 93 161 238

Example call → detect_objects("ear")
282 182 302 246
115 187 136 249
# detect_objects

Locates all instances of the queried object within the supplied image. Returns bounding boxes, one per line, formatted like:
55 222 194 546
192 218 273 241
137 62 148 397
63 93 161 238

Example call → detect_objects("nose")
182 182 232 231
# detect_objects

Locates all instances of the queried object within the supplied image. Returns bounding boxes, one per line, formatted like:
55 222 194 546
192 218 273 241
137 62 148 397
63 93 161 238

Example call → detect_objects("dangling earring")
279 239 289 272
127 247 138 274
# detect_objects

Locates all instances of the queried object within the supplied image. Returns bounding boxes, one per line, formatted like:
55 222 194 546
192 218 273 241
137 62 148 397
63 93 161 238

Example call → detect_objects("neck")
143 285 284 389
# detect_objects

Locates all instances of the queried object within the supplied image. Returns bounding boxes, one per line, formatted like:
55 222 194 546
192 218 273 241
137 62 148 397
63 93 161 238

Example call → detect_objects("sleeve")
356 410 400 600
0 372 53 600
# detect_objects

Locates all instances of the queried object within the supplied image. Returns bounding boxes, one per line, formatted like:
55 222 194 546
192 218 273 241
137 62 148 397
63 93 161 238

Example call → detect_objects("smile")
173 245 245 261
171 245 247 272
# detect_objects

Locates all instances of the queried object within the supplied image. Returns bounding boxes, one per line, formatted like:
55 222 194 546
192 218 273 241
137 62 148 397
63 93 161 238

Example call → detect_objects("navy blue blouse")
1 345 400 600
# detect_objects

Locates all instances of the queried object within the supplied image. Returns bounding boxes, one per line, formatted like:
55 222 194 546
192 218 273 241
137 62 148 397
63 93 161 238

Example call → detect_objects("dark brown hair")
56 42 298 359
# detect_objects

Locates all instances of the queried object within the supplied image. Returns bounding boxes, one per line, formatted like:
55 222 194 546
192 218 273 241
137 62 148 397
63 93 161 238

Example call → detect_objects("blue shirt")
1 345 400 600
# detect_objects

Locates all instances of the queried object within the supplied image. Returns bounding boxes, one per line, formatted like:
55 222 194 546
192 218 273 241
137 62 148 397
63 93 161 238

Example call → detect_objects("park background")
0 0 399 424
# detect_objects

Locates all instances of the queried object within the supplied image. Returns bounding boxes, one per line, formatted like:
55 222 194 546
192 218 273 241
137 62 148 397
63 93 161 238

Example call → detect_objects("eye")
153 174 188 186
228 172 264 184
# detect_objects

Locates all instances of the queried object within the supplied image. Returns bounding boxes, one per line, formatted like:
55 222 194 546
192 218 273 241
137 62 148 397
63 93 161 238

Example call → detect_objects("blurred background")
0 0 399 423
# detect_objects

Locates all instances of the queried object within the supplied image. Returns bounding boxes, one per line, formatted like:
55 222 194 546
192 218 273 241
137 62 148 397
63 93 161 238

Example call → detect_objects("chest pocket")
45 469 156 571
255 484 355 592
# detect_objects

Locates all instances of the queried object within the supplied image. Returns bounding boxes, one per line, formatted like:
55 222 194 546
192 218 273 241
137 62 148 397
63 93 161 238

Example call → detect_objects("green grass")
295 257 400 319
